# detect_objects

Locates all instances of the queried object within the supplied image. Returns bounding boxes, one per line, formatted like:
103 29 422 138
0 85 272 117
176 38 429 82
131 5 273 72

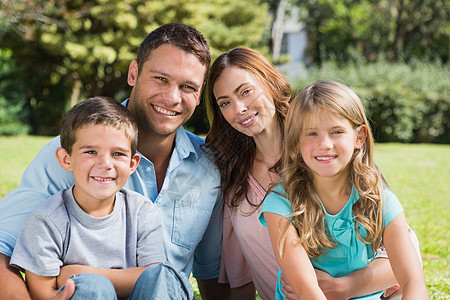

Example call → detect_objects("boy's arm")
264 212 326 300
25 270 59 300
383 213 428 299
58 264 151 299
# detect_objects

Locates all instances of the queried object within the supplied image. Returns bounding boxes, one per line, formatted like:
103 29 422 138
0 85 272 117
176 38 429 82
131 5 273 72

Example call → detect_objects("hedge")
292 60 449 143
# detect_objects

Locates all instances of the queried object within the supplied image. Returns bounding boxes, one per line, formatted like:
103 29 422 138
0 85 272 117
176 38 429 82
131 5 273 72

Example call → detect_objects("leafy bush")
0 48 29 135
293 60 450 143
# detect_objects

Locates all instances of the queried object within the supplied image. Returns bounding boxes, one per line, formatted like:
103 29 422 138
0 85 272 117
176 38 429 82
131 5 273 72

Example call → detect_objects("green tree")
295 0 449 65
0 0 270 135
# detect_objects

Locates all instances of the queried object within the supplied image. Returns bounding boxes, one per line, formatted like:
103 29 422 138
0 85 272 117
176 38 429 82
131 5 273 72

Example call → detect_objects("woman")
205 47 290 299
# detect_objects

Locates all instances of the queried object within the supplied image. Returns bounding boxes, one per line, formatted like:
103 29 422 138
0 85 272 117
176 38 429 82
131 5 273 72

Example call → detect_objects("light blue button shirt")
0 101 223 290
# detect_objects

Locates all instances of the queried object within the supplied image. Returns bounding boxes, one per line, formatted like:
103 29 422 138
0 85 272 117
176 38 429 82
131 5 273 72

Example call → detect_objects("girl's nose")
318 134 333 150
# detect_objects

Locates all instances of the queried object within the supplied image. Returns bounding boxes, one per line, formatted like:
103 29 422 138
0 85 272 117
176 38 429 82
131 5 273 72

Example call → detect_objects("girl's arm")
264 212 326 300
383 213 428 299
57 264 153 299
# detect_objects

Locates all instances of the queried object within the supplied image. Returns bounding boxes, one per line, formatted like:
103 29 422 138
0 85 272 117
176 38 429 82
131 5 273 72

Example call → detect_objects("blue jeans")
58 262 192 300
58 273 117 300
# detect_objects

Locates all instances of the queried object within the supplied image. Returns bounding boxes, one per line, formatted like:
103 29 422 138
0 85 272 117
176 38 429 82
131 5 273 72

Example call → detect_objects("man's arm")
193 187 226 299
197 278 231 300
0 253 30 300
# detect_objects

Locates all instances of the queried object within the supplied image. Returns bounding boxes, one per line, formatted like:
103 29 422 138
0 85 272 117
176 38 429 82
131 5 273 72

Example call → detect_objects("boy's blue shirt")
0 99 223 287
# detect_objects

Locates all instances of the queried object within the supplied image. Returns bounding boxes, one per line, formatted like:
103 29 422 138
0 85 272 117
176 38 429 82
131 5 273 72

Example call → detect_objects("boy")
10 97 166 299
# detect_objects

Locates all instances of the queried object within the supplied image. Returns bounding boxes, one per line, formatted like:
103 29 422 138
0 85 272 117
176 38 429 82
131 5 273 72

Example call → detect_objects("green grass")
1 136 448 299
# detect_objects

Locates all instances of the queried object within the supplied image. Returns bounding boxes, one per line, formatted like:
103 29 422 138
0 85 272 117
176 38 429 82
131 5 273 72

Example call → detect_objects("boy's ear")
355 125 367 149
129 153 141 174
55 148 73 172
127 59 138 87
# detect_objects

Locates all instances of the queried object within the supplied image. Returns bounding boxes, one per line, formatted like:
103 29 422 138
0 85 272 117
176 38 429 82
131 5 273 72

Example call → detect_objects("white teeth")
93 177 113 181
155 106 176 116
241 115 255 125
316 156 336 161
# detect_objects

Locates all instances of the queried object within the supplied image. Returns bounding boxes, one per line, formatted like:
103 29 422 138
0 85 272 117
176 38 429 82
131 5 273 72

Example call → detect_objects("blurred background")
0 0 448 140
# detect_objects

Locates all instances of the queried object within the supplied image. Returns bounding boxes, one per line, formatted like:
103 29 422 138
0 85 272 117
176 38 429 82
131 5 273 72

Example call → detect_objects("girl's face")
299 110 365 180
213 66 277 138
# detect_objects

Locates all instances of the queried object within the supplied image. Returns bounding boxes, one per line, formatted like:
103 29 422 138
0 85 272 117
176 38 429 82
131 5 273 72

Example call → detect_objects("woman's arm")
264 212 326 300
57 264 152 299
383 213 428 299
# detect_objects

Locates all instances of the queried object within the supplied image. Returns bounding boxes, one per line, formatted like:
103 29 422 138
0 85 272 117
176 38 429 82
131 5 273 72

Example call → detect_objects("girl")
260 80 428 299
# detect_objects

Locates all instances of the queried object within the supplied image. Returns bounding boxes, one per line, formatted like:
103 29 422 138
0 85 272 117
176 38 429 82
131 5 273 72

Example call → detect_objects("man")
0 23 227 300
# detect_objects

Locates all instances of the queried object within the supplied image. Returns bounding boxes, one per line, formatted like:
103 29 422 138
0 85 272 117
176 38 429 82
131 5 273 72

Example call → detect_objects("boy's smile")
57 124 140 216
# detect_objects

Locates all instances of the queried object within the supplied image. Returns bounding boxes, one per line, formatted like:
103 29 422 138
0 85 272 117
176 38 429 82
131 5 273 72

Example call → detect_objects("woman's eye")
219 101 230 108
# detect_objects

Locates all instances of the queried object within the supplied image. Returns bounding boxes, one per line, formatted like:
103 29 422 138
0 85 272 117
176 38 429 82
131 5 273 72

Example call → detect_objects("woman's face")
213 66 277 138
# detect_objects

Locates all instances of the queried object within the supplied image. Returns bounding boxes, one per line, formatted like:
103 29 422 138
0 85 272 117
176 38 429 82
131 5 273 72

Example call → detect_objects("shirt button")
146 167 152 172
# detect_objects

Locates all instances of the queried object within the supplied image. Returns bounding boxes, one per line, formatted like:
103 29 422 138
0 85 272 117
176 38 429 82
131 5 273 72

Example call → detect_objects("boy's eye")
332 130 343 134
113 152 125 157
84 150 96 154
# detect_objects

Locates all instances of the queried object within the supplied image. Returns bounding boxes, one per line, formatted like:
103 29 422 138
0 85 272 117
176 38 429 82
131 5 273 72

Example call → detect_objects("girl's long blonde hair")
280 80 387 258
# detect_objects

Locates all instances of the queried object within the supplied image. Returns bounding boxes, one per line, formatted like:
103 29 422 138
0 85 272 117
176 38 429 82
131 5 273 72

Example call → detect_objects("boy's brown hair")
60 96 138 155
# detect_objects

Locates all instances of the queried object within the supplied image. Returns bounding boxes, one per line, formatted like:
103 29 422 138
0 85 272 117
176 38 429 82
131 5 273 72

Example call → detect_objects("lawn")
0 136 448 299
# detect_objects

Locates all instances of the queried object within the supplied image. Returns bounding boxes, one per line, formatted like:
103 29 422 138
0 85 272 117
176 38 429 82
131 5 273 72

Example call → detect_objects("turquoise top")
260 185 403 299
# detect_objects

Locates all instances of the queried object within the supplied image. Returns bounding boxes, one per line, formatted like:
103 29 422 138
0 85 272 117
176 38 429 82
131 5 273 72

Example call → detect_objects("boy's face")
56 124 140 211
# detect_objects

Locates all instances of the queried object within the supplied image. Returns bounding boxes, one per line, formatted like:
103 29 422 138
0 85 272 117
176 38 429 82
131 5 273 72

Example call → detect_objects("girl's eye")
241 88 252 96
306 132 317 136
332 130 343 135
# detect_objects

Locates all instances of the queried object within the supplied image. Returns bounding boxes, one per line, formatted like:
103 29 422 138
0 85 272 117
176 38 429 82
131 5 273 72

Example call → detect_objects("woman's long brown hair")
204 47 291 208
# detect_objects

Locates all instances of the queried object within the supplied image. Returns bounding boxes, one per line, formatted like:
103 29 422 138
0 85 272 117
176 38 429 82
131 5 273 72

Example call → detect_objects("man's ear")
127 59 138 87
129 153 141 174
55 148 73 172
355 125 368 149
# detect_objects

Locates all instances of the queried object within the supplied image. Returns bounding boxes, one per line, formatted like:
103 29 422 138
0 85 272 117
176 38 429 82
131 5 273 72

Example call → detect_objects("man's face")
127 44 207 138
